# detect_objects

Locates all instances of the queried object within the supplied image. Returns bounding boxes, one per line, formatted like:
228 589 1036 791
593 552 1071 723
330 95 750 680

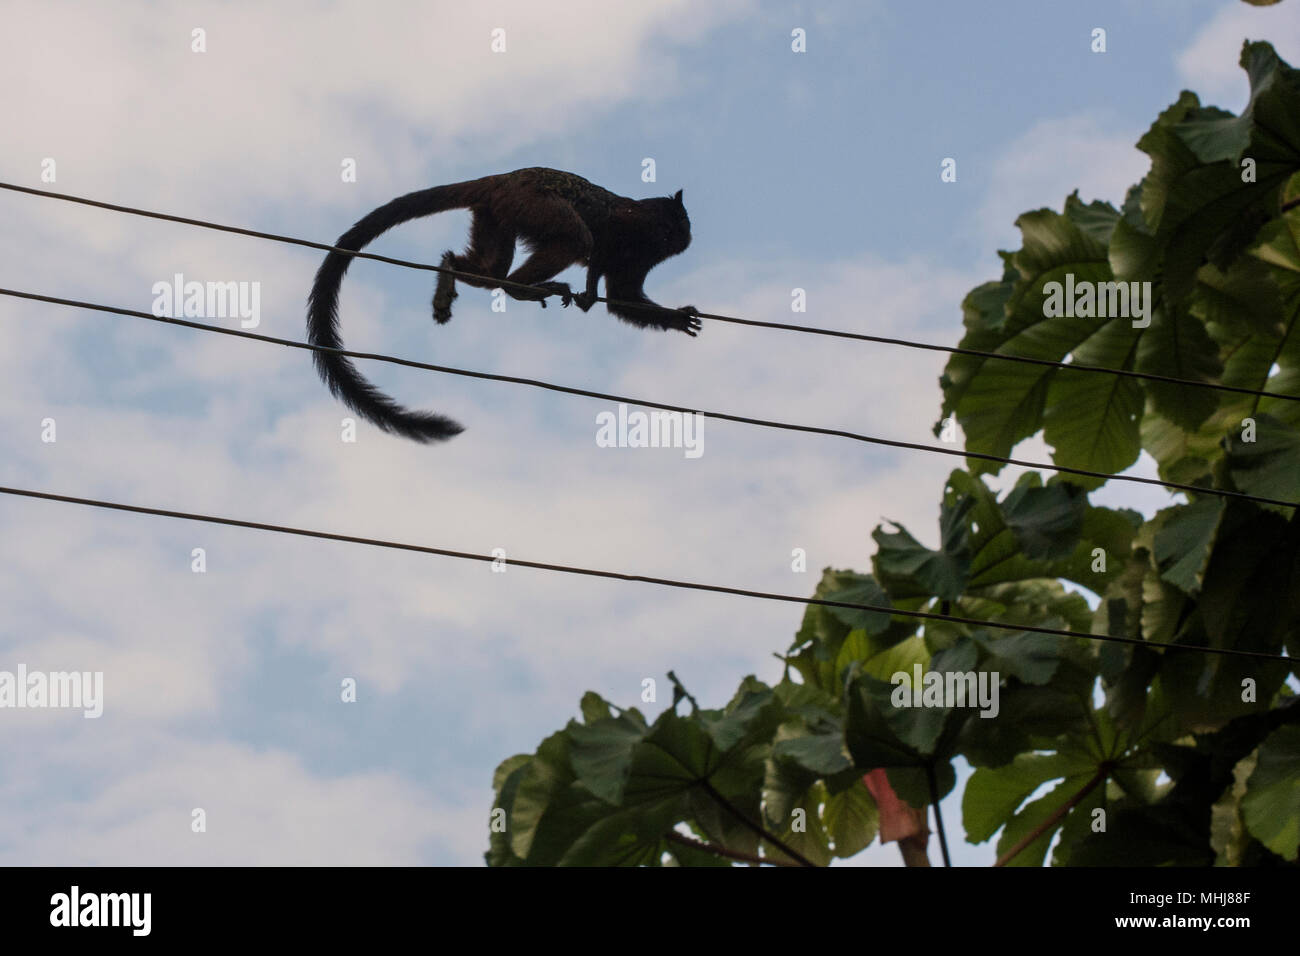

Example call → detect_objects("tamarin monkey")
306 167 698 443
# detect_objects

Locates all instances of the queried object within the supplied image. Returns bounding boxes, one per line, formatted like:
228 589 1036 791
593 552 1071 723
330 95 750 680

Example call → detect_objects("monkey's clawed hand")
672 305 702 337
573 291 598 312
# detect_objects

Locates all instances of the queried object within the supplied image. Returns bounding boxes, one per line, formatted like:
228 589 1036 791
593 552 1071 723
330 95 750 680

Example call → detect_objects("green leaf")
963 752 1093 844
1051 772 1109 866
568 712 650 804
845 675 940 767
1174 41 1300 167
872 497 973 601
507 732 579 861
822 573 893 634
833 628 872 680
825 779 880 857
491 753 531 794
1224 413 1300 504
702 687 779 753
972 629 1060 685
763 726 821 825
861 633 930 683
959 685 1089 769
1136 303 1224 431
1000 482 1086 560
1041 318 1144 483
940 205 1128 477
994 773 1096 867
772 729 852 776
887 762 956 809
1131 44 1300 301
942 469 1135 594
485 759 530 866
766 783 834 867
1210 749 1257 867
1065 804 1215 866
578 691 613 724
1152 498 1224 594
1242 724 1300 861
1197 500 1300 658
558 798 685 866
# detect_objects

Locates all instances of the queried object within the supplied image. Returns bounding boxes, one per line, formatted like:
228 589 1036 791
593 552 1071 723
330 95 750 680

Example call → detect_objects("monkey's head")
637 189 691 261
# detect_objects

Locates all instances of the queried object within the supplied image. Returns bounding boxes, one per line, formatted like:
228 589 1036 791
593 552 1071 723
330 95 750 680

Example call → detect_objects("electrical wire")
2 180 1296 405
0 482 1290 663
4 285 1296 509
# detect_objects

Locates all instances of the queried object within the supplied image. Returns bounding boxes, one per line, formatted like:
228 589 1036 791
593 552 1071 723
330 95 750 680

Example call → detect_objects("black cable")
4 285 1296 509
2 180 1295 405
0 482 1291 663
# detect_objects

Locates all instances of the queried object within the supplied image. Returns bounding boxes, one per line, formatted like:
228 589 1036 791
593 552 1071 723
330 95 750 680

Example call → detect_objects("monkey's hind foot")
533 281 574 309
432 251 459 324
671 305 702 337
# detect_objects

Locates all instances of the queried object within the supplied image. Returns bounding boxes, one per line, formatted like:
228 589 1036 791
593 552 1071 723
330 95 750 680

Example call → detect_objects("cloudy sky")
0 0 1296 867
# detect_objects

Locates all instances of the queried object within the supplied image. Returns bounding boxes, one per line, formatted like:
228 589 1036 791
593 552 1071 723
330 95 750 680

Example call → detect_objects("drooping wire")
1 180 1296 405
3 286 1296 509
0 482 1290 663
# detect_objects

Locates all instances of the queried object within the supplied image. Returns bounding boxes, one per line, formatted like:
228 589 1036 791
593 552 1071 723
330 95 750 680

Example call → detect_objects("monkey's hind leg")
503 247 582 307
432 251 459 324
433 213 517 323
503 240 589 307
501 198 591 307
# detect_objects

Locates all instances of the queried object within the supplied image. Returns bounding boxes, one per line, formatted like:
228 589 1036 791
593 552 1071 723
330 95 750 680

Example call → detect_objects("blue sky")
0 0 1297 866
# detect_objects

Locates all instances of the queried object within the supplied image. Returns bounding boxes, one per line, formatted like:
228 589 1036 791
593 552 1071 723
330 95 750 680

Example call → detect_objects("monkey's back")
495 167 625 229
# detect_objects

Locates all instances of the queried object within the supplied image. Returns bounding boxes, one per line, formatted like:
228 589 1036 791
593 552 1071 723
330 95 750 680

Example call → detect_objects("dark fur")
306 167 697 443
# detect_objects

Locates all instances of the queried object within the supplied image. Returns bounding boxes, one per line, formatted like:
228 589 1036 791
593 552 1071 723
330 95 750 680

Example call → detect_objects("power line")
0 482 1290 664
5 285 1297 510
3 179 1296 406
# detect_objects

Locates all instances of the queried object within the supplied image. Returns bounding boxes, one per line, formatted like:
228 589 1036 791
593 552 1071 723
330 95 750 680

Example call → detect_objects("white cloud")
0 734 462 865
0 0 752 213
976 113 1149 250
1176 0 1300 109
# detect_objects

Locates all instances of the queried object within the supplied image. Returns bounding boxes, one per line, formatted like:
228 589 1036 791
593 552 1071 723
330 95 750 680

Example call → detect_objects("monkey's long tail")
307 184 478 443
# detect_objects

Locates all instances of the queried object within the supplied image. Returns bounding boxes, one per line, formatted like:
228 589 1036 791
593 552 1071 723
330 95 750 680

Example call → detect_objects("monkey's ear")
673 189 684 205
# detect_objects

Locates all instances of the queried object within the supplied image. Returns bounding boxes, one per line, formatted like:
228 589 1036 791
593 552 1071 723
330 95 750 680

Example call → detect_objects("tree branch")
898 834 931 867
699 780 819 867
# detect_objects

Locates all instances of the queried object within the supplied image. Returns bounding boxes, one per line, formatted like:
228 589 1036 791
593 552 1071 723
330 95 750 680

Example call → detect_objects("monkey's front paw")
673 306 702 337
573 291 597 312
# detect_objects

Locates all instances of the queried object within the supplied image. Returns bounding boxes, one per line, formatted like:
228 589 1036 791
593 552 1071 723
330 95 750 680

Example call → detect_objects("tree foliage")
486 40 1300 867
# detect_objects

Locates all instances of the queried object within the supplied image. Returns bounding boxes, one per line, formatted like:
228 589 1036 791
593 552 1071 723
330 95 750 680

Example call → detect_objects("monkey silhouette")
307 167 697 443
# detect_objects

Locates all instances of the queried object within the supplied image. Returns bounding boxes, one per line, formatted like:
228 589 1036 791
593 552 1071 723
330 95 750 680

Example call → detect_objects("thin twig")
993 765 1110 867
